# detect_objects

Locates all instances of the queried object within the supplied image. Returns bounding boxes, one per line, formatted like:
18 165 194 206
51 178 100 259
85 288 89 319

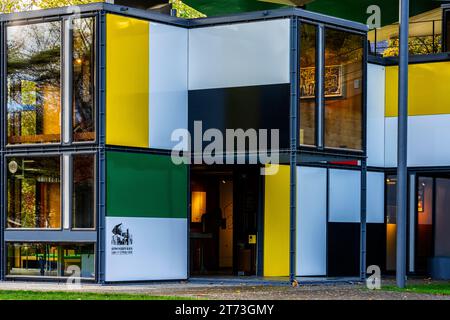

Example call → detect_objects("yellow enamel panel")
385 62 450 117
106 14 149 147
263 165 290 277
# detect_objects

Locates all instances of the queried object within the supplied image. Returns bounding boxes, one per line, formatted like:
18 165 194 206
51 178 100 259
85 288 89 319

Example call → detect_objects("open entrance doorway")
386 172 450 278
190 165 261 276
413 174 450 277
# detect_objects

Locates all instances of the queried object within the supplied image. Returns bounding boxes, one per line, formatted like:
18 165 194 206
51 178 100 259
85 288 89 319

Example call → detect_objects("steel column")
97 11 107 284
289 17 299 284
396 0 409 289
0 20 5 281
360 160 367 280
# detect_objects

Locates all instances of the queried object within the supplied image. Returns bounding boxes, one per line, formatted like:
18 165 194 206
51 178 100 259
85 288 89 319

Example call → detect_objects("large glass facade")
324 28 364 150
7 243 95 278
7 22 62 145
72 154 95 229
7 156 61 229
299 23 317 146
73 18 96 142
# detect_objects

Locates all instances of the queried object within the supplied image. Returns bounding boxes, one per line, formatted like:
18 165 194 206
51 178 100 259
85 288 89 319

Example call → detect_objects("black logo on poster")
111 223 133 255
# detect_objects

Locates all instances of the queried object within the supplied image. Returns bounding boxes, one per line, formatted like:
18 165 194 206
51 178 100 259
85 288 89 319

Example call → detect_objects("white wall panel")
367 64 385 167
149 23 188 150
105 217 187 281
188 19 290 90
296 166 327 276
384 117 397 167
329 169 361 223
367 171 385 223
385 115 450 167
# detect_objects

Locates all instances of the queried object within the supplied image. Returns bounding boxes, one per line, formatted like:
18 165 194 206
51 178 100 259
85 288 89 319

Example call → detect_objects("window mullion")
317 24 325 149
63 18 73 145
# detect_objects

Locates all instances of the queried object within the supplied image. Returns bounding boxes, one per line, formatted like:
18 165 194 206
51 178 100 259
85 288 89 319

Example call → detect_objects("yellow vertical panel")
263 165 290 277
106 14 149 147
385 62 450 117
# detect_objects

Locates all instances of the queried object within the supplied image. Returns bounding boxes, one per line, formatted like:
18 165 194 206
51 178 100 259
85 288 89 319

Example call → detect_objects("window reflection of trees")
7 22 61 144
73 18 95 142
7 157 61 229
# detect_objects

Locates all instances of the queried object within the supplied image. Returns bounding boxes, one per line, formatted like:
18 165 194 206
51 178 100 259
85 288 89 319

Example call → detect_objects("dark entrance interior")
190 165 261 276
414 173 450 276
385 172 450 277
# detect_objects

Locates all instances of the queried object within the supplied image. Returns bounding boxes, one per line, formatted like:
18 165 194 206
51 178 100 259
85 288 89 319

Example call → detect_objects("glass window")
7 22 62 145
416 177 434 273
324 29 364 150
435 178 450 257
299 23 317 146
385 175 396 271
73 18 96 142
7 243 95 279
7 156 61 229
72 154 95 229
446 10 450 52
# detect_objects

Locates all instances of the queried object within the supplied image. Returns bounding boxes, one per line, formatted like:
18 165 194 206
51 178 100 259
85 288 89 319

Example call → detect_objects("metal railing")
369 19 442 57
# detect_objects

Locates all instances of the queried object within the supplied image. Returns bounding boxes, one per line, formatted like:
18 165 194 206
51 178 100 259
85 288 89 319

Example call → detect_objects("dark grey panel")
327 222 360 277
4 230 97 242
366 223 386 273
188 84 291 150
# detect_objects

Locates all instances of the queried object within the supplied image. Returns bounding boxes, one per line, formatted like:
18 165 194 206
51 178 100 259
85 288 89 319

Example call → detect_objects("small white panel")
329 169 361 223
385 115 450 167
188 19 290 90
367 64 385 167
105 217 187 281
384 117 397 168
296 166 327 276
149 23 188 150
63 155 70 230
367 171 385 223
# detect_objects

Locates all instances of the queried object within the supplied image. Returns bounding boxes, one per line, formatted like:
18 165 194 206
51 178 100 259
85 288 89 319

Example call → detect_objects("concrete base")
428 257 450 280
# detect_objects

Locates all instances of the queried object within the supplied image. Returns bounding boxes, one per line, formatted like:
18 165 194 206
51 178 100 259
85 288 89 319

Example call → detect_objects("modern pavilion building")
0 2 449 282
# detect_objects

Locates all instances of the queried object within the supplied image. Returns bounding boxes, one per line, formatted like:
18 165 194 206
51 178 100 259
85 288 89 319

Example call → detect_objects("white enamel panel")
367 171 385 223
188 19 290 90
329 169 361 223
296 166 327 276
385 115 450 167
149 23 188 150
367 63 385 167
105 217 187 281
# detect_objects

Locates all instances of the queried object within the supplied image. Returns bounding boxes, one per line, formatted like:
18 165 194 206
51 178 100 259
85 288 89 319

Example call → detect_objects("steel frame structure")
0 3 368 283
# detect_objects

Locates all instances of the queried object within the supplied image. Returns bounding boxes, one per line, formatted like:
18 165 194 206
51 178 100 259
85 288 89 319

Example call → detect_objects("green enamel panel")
185 0 439 26
306 0 439 26
184 0 285 16
106 151 187 219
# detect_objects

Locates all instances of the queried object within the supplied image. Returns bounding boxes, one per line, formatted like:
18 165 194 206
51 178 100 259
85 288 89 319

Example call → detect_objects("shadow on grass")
0 290 199 300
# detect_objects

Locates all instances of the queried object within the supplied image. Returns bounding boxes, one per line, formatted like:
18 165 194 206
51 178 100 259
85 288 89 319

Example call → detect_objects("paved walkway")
0 278 448 300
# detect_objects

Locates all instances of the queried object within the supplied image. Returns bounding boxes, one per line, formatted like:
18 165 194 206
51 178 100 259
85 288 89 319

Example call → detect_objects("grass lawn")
384 283 450 296
0 290 195 300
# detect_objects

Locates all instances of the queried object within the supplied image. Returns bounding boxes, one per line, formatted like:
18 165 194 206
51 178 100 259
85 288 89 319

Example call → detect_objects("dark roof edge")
0 2 367 32
187 7 367 32
368 52 450 66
